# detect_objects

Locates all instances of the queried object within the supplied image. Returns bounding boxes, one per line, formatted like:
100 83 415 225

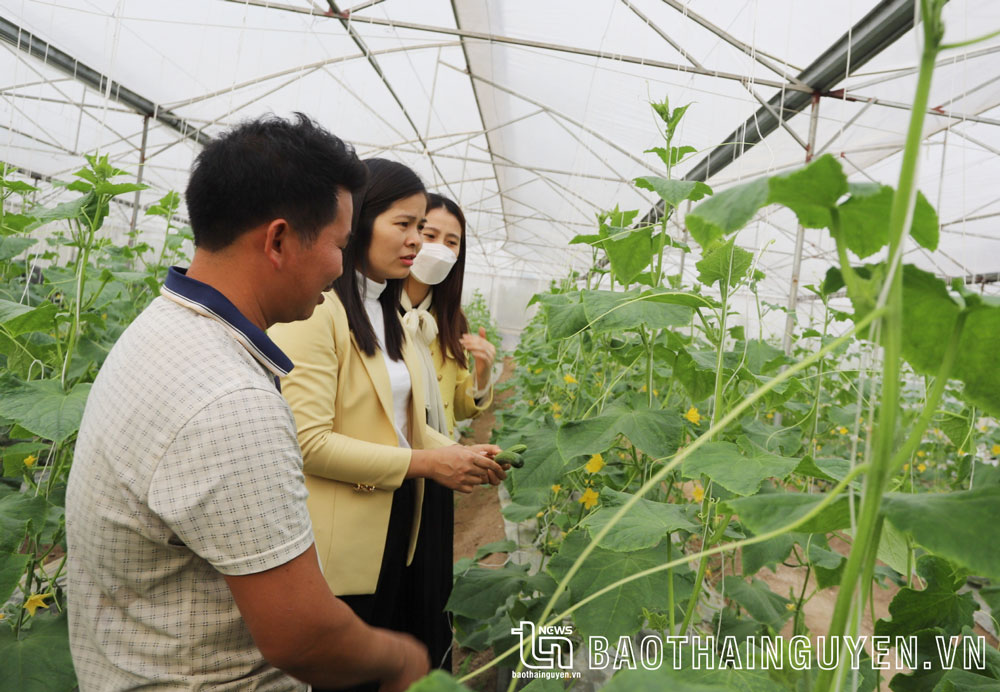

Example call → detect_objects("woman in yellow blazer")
398 193 499 671
269 160 503 687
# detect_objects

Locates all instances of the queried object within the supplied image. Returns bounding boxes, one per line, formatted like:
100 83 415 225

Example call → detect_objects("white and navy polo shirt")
66 267 313 691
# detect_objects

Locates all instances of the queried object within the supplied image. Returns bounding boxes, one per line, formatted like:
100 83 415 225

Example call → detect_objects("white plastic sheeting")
1 0 999 337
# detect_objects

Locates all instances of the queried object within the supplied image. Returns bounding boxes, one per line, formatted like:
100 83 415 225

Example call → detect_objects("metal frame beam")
223 0 813 93
0 15 205 144
677 0 915 193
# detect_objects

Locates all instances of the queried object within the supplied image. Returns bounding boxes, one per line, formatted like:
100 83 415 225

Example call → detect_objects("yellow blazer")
428 334 493 437
269 290 453 595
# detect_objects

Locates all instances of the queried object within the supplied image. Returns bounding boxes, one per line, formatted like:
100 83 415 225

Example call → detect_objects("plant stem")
817 13 942 689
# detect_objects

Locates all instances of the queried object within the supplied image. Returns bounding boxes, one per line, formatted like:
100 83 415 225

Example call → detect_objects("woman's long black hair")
332 158 426 360
425 193 470 370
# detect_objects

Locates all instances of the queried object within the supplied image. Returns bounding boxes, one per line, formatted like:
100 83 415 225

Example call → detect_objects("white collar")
357 270 387 302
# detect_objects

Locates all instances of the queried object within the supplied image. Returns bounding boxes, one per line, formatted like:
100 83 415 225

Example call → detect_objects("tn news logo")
512 621 575 669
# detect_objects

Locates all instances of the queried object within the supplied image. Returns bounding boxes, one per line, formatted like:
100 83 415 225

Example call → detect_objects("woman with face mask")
269 161 506 691
399 193 498 671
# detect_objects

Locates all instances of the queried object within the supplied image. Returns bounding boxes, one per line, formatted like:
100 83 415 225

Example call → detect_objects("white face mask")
410 241 458 285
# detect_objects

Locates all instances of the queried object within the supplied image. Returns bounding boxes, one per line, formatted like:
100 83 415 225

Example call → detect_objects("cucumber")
496 444 528 467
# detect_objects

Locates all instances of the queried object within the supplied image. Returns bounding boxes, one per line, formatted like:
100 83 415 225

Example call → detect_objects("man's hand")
225 545 429 689
378 632 430 692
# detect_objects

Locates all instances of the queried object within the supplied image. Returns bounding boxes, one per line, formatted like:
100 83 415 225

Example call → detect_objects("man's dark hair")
333 158 426 361
185 113 368 250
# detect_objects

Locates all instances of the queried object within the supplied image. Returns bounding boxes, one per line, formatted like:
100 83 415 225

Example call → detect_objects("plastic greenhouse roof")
2 0 999 337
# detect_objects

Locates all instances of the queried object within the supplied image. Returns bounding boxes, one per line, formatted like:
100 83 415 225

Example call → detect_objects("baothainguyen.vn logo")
511 623 988 675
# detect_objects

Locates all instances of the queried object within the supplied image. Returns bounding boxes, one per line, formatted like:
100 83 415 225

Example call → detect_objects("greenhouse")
1 0 999 690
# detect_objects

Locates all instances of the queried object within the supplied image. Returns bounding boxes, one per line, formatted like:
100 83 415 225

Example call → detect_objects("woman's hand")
460 327 497 391
410 444 505 493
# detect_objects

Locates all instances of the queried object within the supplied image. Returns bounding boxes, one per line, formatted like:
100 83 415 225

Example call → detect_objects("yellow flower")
917 450 926 458
551 402 562 413
640 384 647 393
692 482 705 503
23 593 51 617
903 463 910 472
578 488 599 510
584 453 605 474
551 484 562 494
918 463 927 473
536 511 545 518
534 368 543 374
766 412 774 419
785 602 796 611
992 444 1000 456
23 454 37 468
816 445 822 452
684 407 701 425
563 373 577 385
553 413 561 420
838 426 849 435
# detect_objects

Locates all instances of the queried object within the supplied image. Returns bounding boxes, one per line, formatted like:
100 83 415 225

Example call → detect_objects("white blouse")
359 272 412 448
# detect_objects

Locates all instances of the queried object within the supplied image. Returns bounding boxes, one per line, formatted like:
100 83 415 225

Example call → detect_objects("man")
66 114 428 691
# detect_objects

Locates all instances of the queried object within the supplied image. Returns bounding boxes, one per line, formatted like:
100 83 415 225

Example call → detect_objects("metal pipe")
0 15 205 144
129 115 150 241
782 94 821 356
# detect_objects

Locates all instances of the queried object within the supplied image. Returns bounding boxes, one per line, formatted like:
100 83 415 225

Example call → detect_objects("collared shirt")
66 267 313 691
358 271 411 448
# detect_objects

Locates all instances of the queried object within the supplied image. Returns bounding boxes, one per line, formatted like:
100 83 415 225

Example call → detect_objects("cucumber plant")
434 5 1000 692
0 157 191 691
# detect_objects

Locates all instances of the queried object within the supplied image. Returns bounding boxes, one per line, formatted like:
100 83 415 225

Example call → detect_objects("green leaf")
686 177 770 248
0 380 92 443
581 289 694 332
0 612 77 692
509 422 566 506
933 669 1000 691
740 532 798 576
634 177 710 207
0 299 57 337
532 292 588 340
446 562 548 619
681 442 800 496
0 236 37 260
875 556 978 638
406 670 473 692
0 553 31 604
644 146 699 169
603 224 654 285
766 154 847 229
547 530 692 640
795 456 851 483
474 540 517 561
0 213 36 235
94 181 147 196
695 238 755 289
722 491 852 535
581 488 699 551
881 487 1000 579
0 485 49 552
557 406 683 461
722 576 794 631
673 348 717 402
955 302 1000 416
838 186 939 258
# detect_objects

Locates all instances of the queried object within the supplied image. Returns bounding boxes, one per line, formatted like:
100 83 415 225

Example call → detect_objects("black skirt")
317 477 454 692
